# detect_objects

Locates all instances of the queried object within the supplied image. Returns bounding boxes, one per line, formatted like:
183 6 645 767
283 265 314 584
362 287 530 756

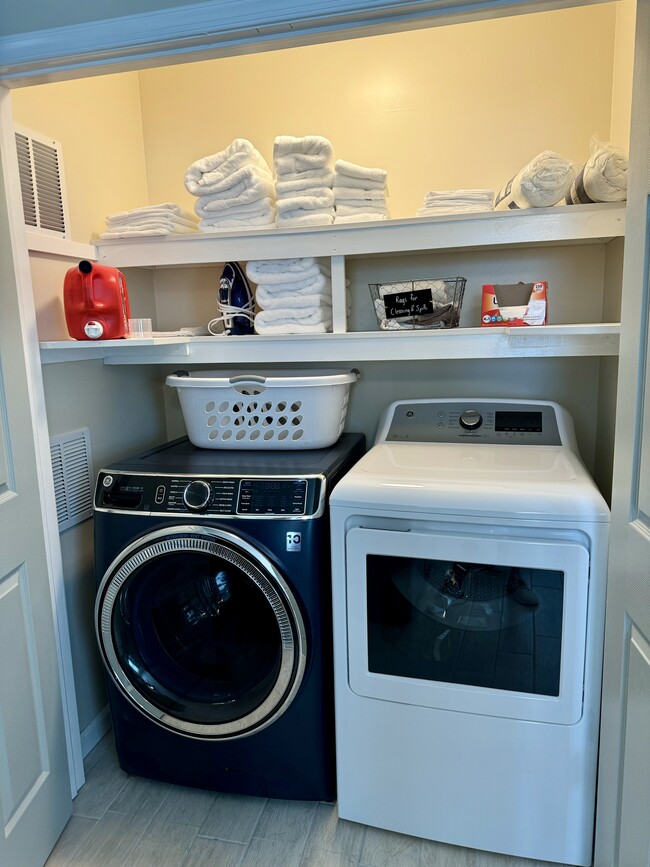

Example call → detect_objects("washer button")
155 485 166 504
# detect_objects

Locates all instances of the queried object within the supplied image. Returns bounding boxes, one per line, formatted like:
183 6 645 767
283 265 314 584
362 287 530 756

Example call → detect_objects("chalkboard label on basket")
384 288 434 319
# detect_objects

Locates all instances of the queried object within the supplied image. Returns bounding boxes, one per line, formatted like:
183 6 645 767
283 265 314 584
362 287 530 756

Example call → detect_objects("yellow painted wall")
10 2 631 236
138 3 620 221
11 73 148 242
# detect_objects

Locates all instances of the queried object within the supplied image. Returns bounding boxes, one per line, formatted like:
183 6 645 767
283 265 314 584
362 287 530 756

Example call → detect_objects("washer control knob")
183 480 211 511
459 409 483 431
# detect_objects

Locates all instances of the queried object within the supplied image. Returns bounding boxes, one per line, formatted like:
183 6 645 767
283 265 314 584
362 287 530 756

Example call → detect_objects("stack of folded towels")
100 203 199 239
184 139 275 231
416 189 494 217
333 160 389 224
246 257 333 334
273 136 335 228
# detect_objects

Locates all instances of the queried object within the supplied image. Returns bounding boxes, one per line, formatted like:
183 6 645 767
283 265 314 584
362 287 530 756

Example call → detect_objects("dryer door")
346 526 590 725
96 526 306 739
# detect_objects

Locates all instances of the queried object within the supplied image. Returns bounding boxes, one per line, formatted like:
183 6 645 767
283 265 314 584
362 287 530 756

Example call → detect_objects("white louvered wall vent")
50 429 94 532
15 125 69 237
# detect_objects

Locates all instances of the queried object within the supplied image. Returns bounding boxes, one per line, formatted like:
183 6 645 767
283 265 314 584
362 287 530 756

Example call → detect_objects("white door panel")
595 1 650 864
0 87 72 867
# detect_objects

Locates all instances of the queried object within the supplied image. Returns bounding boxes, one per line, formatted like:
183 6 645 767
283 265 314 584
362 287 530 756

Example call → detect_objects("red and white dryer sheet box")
481 281 548 327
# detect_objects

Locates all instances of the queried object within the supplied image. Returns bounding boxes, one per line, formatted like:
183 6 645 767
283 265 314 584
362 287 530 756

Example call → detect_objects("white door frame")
0 87 84 795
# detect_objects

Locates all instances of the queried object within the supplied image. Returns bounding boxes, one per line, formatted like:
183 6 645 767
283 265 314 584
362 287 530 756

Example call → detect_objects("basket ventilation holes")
205 401 216 413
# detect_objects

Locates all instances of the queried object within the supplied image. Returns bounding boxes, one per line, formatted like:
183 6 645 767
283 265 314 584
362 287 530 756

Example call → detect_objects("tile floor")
46 732 570 867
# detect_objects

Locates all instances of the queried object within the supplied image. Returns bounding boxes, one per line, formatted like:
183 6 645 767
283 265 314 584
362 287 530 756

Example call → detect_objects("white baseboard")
80 706 112 758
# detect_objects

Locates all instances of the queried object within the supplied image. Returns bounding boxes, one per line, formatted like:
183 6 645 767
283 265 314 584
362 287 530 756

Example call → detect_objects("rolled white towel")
275 212 335 228
184 139 269 195
333 213 389 224
276 190 335 214
195 178 276 215
494 151 576 210
255 273 331 294
333 174 386 192
566 135 628 204
335 159 387 185
274 135 333 159
333 187 387 202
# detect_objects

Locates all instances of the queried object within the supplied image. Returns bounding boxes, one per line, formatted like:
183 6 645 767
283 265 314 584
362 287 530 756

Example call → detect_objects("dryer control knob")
459 409 483 431
183 480 211 511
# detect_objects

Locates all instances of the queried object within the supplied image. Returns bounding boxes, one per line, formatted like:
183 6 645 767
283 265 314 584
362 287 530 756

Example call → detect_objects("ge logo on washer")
286 532 302 552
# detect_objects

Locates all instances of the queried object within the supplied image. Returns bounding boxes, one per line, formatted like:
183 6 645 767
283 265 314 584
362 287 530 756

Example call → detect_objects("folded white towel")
333 187 387 202
335 159 387 184
333 173 386 192
100 224 199 239
256 287 332 309
494 151 576 210
277 185 335 202
274 135 333 159
185 139 269 194
276 190 335 214
275 170 334 196
255 304 332 327
417 205 492 217
566 135 628 204
274 153 332 175
195 178 276 215
256 273 331 295
246 257 325 276
333 213 389 224
422 189 494 207
275 211 335 228
198 215 275 231
254 318 331 335
246 260 329 283
335 202 389 217
107 214 199 232
197 197 274 220
186 164 273 199
106 203 197 224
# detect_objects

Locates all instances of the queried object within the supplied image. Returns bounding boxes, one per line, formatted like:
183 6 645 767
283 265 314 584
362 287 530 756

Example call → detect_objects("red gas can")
64 260 131 340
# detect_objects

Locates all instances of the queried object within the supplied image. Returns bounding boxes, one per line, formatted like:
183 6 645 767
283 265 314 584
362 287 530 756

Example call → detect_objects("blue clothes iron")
217 261 255 335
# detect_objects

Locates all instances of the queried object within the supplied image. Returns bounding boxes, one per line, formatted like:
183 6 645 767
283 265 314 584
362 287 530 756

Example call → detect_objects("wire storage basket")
166 368 359 450
369 277 466 330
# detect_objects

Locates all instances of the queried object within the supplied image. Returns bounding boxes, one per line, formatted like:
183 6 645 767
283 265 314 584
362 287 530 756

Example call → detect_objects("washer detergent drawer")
345 527 589 725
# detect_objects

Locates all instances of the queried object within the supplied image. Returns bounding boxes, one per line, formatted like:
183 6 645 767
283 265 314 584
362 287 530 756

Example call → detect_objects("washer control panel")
95 473 318 517
381 400 563 445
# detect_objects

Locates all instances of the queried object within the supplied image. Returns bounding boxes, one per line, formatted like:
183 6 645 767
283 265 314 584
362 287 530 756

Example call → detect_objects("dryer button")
155 485 166 505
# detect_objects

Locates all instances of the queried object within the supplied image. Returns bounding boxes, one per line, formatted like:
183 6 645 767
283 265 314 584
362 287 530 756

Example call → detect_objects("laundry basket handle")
228 374 267 385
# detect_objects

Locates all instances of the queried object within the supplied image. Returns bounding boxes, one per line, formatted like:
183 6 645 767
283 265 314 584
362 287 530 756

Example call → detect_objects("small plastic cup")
128 318 153 338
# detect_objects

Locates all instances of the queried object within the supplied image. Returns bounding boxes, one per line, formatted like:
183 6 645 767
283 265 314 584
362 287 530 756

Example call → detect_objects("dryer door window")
346 527 590 725
96 527 306 739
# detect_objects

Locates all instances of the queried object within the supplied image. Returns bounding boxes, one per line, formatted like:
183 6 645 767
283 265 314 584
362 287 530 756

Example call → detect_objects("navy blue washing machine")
93 433 365 800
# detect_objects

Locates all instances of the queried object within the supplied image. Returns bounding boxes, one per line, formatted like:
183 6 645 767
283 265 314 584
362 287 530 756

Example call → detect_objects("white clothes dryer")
329 399 609 866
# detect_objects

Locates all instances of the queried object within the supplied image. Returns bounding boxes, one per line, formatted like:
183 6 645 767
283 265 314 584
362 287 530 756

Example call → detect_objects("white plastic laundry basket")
166 369 359 450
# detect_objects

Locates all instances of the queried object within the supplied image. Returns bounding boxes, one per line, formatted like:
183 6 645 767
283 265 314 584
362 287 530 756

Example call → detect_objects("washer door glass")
96 527 306 739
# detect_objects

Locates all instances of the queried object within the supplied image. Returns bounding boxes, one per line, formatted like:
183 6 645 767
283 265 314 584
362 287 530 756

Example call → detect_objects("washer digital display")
238 479 308 515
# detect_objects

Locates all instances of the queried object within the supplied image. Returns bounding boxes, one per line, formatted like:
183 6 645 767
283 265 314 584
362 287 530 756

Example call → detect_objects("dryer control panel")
95 472 323 518
377 399 568 446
